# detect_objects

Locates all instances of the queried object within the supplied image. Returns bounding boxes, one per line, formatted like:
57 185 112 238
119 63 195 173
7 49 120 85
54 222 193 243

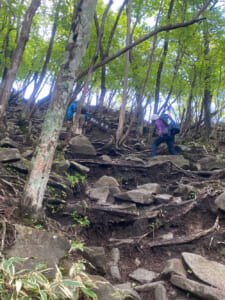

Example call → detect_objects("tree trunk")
202 19 212 136
116 0 132 147
99 0 127 109
154 0 175 114
118 0 163 145
0 0 41 119
22 0 97 214
182 65 197 135
26 0 61 117
72 1 112 134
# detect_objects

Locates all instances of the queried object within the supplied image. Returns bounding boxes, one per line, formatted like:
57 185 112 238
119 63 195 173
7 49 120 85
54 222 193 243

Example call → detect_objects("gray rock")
154 283 168 300
134 281 165 292
160 232 174 241
197 155 225 171
171 274 225 300
115 282 141 300
70 160 90 174
96 175 119 187
6 224 70 279
137 183 160 193
86 186 110 204
109 264 121 280
111 248 120 264
172 197 183 204
147 155 189 169
0 137 18 148
128 268 159 284
0 147 21 162
161 258 187 279
87 275 128 300
115 189 155 205
11 158 31 173
182 252 225 291
82 247 106 276
69 135 96 156
100 155 112 162
173 184 196 200
154 194 173 202
215 192 225 211
22 149 33 158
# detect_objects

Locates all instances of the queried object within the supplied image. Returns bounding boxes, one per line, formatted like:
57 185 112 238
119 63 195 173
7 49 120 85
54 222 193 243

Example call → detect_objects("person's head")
151 114 159 121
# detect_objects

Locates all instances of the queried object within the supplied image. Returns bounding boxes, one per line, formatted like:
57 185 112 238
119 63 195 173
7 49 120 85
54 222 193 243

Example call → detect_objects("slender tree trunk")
116 0 132 147
0 0 41 119
99 0 127 109
202 19 212 136
26 0 61 117
118 0 163 145
72 0 112 134
181 65 197 135
22 0 97 214
154 0 175 113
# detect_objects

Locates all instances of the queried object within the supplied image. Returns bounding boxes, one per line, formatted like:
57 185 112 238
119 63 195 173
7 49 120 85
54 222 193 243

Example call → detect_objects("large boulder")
69 135 96 156
197 155 225 171
6 224 70 279
182 252 225 291
171 274 225 300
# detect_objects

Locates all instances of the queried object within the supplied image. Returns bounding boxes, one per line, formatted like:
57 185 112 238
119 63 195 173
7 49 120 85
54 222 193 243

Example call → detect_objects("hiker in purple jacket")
151 113 178 157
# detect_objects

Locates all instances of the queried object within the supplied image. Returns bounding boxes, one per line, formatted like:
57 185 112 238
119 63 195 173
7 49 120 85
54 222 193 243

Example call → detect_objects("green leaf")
62 280 83 287
81 287 97 300
50 282 60 289
23 280 39 289
35 264 47 270
40 290 47 300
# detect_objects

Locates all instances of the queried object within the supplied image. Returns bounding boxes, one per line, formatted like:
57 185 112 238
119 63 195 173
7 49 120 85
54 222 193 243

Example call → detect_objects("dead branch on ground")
146 216 219 248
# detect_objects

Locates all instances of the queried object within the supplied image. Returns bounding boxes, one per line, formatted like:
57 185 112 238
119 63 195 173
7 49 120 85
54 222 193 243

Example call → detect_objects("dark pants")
151 135 178 157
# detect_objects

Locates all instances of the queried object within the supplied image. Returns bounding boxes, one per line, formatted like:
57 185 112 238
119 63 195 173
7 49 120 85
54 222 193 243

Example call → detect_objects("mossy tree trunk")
0 0 41 119
22 0 97 214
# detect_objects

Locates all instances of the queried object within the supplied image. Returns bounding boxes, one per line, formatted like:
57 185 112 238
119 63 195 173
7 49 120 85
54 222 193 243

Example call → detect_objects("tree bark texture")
22 0 97 213
27 0 61 117
116 0 132 147
0 0 41 118
202 19 212 136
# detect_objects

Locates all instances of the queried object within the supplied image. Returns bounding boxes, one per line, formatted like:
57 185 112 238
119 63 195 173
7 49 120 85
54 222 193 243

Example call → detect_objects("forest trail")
1 99 225 299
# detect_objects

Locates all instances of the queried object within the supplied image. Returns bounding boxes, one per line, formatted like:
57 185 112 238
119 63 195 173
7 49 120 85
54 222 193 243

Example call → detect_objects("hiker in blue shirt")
151 112 179 157
67 101 88 129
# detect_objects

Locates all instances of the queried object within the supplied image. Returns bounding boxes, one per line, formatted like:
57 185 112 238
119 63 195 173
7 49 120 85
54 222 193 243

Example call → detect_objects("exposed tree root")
146 216 219 248
136 200 197 241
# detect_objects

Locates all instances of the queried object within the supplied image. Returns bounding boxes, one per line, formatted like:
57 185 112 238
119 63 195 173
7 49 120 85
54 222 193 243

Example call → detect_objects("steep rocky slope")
1 97 225 299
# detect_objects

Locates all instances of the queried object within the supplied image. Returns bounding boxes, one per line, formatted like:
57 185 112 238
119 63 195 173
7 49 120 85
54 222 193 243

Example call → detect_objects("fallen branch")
136 200 196 241
147 216 219 248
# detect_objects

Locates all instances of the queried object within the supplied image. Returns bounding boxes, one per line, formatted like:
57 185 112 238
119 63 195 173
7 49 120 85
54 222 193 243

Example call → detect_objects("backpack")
159 113 180 136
